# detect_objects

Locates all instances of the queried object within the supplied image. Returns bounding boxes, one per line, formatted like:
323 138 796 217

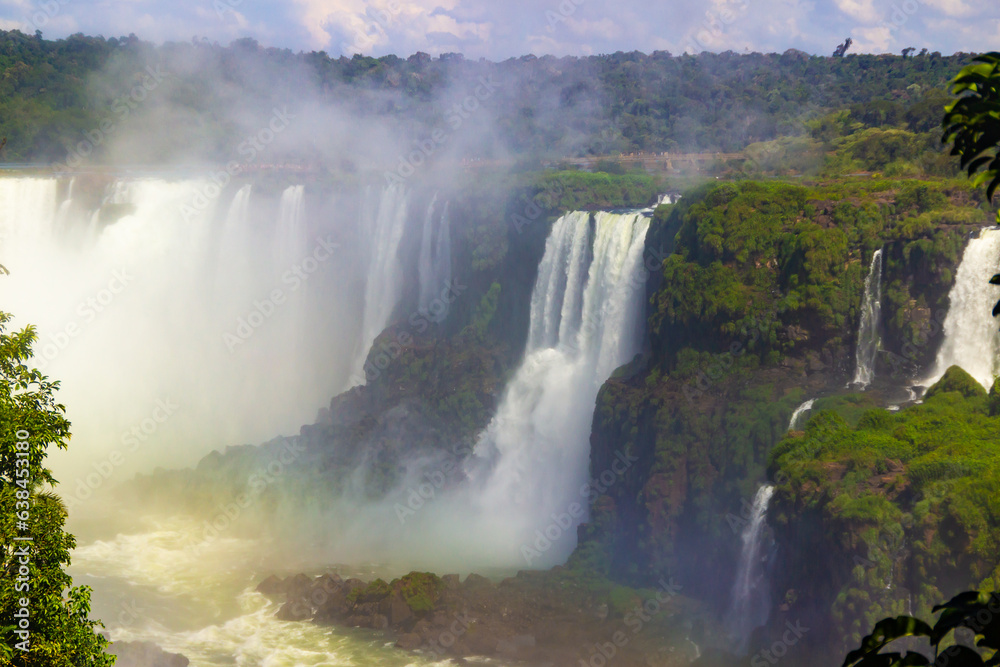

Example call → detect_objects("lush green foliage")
0 312 112 665
527 171 658 211
0 30 976 162
0 33 127 161
647 178 987 372
769 368 1000 655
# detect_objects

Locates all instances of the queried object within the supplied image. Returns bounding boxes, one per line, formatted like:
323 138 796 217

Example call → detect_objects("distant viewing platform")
0 152 747 176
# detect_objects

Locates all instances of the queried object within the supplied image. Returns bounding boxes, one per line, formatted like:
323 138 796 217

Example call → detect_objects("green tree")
0 312 113 665
941 52 1000 324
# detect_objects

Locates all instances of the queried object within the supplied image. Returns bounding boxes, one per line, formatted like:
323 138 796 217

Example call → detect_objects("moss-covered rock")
394 572 444 612
925 365 988 400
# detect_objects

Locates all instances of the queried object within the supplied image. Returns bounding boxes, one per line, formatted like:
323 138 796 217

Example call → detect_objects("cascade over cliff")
105 173 996 665
578 179 991 641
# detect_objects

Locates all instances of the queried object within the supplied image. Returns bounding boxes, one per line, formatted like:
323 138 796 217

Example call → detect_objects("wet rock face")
107 641 189 667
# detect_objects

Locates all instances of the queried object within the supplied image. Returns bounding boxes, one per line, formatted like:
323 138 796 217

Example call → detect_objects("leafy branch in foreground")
0 311 113 665
843 590 1000 667
943 52 1000 214
942 52 1000 325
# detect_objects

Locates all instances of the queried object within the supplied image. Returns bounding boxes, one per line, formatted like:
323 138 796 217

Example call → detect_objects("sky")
0 0 996 59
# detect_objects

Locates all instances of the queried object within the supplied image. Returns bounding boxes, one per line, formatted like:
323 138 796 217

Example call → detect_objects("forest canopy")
0 30 977 164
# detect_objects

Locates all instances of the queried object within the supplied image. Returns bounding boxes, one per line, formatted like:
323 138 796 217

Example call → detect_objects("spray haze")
0 38 682 587
1 42 523 491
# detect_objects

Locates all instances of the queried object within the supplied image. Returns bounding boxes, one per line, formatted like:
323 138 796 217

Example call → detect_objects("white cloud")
919 0 974 18
0 0 994 58
286 0 491 55
853 24 892 50
833 0 879 23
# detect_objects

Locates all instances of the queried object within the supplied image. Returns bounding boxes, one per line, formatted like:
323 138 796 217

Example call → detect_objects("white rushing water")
69 515 451 667
726 484 775 655
417 196 452 321
787 399 815 431
852 248 883 389
182 208 655 574
925 228 1000 390
466 210 650 566
275 184 307 268
0 176 357 480
349 183 410 385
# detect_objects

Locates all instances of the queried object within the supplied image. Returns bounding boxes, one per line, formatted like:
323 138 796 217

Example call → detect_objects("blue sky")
0 0 995 58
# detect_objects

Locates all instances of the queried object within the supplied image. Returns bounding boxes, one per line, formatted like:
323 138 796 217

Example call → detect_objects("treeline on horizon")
0 28 977 166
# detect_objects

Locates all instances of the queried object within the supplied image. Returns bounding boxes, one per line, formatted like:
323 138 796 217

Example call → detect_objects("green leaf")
844 616 934 667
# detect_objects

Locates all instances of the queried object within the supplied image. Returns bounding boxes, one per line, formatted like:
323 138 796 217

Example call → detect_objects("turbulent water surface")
69 511 455 666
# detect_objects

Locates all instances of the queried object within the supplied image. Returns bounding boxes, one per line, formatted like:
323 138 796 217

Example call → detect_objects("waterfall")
0 177 60 250
275 184 306 269
214 184 254 299
417 196 452 321
526 210 592 351
726 484 775 655
272 185 308 370
0 176 352 480
925 228 1000 390
349 183 410 385
852 248 883 389
467 210 650 565
788 399 815 431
